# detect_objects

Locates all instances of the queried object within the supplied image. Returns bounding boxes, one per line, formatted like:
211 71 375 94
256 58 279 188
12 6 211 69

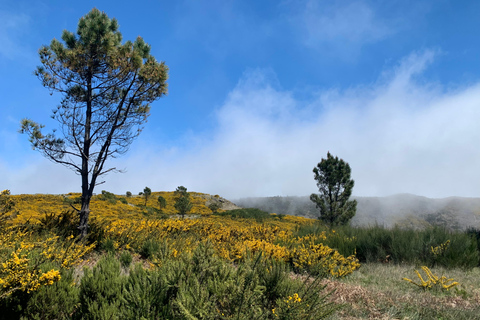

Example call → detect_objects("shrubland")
0 191 353 319
0 190 479 319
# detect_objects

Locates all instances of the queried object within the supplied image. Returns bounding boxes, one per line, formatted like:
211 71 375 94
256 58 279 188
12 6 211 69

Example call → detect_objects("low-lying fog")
234 194 480 230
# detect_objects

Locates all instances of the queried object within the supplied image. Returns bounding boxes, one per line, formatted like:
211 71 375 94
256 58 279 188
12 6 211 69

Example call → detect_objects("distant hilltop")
234 194 480 230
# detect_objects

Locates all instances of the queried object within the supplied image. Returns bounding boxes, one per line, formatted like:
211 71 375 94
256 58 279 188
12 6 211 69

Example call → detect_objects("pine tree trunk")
79 188 92 239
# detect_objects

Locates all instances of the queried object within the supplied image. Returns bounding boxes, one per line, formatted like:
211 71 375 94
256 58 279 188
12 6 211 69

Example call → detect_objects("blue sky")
1 0 480 199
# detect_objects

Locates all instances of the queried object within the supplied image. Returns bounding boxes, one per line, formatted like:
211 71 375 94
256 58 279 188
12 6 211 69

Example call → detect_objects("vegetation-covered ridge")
0 190 359 319
9 191 237 223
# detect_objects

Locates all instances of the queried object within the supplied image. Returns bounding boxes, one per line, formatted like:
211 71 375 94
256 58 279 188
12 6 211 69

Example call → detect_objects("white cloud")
6 50 480 200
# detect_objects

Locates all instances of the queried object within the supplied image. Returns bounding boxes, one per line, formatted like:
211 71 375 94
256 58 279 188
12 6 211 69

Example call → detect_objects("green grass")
326 263 480 319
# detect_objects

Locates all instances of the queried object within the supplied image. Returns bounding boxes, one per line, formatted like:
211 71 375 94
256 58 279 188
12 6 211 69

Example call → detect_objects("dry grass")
322 263 480 319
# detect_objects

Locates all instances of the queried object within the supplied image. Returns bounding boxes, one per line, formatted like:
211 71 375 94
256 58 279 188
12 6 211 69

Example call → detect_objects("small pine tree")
0 190 16 226
174 186 193 218
208 202 221 214
157 196 167 211
310 152 357 227
142 187 152 206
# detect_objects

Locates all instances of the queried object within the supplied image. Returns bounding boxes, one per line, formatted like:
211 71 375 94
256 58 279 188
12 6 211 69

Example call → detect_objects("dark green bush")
140 239 160 259
122 264 171 319
119 251 133 268
158 196 167 210
208 202 221 213
38 210 79 237
62 195 81 206
100 238 116 254
22 269 79 320
216 208 272 221
97 190 117 204
77 254 126 319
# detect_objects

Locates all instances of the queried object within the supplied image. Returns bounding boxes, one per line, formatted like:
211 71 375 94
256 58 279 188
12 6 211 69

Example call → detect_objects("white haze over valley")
3 50 480 199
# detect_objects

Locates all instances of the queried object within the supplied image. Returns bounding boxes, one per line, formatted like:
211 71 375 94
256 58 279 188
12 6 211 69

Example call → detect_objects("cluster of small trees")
137 186 192 218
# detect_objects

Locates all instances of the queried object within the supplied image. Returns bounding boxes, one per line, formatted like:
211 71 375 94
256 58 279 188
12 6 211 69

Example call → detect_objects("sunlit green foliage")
174 186 193 218
310 152 357 226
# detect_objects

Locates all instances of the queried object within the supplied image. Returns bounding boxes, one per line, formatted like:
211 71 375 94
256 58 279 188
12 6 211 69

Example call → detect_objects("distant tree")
174 186 193 218
19 8 168 238
310 152 357 227
157 195 167 210
208 202 221 214
142 187 152 206
126 191 132 198
0 190 16 226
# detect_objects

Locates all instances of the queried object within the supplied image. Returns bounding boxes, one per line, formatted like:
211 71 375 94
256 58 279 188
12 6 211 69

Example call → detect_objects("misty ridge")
234 194 480 230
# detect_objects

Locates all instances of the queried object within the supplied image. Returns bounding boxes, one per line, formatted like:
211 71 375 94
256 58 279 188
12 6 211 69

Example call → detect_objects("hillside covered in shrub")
1 190 479 319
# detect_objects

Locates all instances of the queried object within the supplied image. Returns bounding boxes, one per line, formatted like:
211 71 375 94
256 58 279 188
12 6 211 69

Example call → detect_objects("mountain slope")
234 194 480 230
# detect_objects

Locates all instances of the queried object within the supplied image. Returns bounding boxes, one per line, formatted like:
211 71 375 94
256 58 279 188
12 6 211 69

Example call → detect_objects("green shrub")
0 242 339 319
119 251 133 269
22 269 79 320
100 238 116 254
157 196 167 210
140 239 160 259
38 210 79 237
208 202 221 214
97 190 117 204
295 224 480 268
62 195 81 206
122 264 171 319
166 242 338 320
77 254 126 319
216 208 272 221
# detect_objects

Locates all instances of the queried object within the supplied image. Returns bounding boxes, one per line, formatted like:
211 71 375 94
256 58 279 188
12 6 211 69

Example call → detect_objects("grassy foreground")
0 190 479 319
325 263 480 319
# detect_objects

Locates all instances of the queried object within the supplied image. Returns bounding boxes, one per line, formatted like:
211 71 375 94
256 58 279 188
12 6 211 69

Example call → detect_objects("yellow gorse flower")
431 240 450 256
403 266 459 291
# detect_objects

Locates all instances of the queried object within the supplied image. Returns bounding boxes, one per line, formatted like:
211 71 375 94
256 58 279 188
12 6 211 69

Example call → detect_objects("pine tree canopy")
310 152 357 227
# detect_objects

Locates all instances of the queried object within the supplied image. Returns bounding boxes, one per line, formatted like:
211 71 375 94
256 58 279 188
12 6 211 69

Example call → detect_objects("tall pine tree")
310 152 357 227
20 8 168 237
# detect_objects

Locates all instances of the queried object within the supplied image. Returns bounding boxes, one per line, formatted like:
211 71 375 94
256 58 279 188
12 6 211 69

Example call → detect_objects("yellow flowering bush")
431 240 450 256
0 227 94 298
403 266 459 291
289 242 360 277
